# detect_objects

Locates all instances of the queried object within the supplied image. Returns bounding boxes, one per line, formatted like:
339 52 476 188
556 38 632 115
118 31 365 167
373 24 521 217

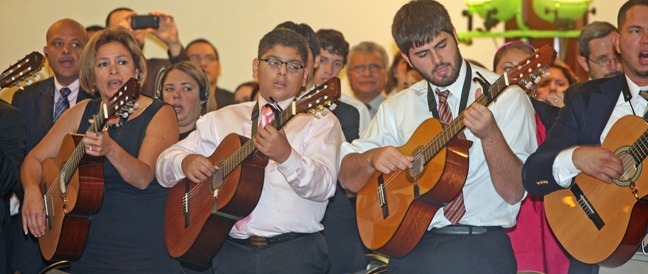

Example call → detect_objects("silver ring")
89 145 93 151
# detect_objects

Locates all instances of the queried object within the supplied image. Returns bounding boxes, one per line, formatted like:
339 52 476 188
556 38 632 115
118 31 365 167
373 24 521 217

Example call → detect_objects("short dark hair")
86 25 104 33
275 21 320 59
578 22 618 58
105 7 133 28
392 0 454 56
316 29 349 65
619 0 648 29
187 38 220 60
258 28 308 65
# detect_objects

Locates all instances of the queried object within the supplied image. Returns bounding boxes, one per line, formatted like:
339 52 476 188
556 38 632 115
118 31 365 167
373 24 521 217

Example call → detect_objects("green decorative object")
532 0 592 23
465 0 519 22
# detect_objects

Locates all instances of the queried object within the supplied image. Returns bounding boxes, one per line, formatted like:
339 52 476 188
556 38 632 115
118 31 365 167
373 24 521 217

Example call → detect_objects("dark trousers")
388 228 516 274
212 233 329 273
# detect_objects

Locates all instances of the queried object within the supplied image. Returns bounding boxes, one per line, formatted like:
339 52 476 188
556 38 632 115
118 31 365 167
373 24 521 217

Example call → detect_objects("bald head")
44 18 88 86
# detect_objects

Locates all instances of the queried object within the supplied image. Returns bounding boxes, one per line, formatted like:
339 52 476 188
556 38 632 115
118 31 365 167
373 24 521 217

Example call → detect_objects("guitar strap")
427 59 472 119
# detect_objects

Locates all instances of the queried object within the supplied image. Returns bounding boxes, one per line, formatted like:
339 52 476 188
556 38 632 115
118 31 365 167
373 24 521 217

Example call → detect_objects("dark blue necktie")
54 87 71 122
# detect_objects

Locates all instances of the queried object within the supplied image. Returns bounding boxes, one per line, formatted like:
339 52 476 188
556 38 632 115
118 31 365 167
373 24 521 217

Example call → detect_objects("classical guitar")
38 78 140 261
356 45 556 258
545 115 648 267
165 77 341 266
0 51 45 89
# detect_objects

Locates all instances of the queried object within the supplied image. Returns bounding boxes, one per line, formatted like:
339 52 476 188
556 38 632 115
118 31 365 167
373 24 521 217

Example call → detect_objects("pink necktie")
234 104 275 230
437 89 466 224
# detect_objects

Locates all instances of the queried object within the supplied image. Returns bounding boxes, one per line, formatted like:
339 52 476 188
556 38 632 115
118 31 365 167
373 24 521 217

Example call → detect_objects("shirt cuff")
552 146 581 188
276 148 301 178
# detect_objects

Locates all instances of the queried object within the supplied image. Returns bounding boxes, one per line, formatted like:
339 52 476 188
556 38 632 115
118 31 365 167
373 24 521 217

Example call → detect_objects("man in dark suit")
186 39 235 112
106 7 189 96
0 100 25 274
522 1 648 272
10 18 93 274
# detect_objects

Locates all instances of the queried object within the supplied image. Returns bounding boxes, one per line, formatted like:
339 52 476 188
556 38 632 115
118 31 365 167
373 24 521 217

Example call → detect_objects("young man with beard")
338 0 537 273
523 1 648 272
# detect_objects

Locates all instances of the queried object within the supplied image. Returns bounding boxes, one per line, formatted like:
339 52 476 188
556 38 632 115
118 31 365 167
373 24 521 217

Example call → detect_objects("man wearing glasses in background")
576 21 623 80
186 39 235 112
347 41 389 118
157 28 344 273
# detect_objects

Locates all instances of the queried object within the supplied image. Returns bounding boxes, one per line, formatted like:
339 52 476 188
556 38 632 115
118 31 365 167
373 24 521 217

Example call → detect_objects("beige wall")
0 0 622 102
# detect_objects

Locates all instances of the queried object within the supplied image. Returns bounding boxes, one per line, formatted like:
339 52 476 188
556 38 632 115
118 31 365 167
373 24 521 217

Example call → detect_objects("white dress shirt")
341 62 538 229
552 75 648 187
156 96 344 238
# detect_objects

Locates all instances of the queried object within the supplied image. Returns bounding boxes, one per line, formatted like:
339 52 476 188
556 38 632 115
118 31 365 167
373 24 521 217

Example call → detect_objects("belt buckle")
249 236 268 247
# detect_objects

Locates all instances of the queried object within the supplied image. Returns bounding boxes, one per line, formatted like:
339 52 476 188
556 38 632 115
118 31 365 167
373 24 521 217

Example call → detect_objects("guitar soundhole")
614 149 640 187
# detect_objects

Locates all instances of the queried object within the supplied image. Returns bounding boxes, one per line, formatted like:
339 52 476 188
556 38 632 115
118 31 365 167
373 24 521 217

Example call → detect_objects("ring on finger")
89 145 93 151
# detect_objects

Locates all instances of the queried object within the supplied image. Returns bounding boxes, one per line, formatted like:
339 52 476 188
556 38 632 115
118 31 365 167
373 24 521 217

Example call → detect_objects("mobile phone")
131 15 159 30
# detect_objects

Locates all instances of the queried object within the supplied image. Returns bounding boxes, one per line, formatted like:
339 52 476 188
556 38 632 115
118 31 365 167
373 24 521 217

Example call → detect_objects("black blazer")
522 74 625 195
0 99 25 272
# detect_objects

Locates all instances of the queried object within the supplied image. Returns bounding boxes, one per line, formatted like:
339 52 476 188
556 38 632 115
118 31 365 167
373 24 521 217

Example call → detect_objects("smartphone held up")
131 15 159 30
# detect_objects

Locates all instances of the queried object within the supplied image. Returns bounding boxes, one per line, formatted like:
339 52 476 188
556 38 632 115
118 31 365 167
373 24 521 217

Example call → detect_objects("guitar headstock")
0 51 45 89
293 76 341 115
102 78 140 127
506 45 557 90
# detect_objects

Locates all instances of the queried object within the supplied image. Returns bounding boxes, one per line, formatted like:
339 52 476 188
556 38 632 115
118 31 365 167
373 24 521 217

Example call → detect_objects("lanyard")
427 59 472 119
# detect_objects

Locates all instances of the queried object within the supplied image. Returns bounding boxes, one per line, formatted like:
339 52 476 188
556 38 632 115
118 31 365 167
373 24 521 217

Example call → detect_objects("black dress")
70 99 181 273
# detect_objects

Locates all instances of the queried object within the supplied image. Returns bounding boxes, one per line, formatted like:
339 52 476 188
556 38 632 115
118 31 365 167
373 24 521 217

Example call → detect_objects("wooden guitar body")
545 115 648 267
39 134 104 261
165 133 267 266
356 118 472 258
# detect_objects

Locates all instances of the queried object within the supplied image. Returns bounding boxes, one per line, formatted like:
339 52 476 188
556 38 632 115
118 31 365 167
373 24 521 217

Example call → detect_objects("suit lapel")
38 78 55 129
583 75 625 144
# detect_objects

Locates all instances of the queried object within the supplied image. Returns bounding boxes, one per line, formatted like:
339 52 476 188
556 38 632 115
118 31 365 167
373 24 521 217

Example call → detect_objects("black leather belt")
430 225 503 235
228 232 314 247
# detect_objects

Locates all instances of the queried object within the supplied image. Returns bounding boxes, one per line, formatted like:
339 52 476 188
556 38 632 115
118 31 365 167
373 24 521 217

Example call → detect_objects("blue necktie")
54 87 71 122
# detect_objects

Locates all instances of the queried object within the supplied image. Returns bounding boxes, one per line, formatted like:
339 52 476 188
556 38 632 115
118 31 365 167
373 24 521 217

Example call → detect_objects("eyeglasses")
349 64 383 74
189 55 218 63
587 53 621 68
260 58 305 73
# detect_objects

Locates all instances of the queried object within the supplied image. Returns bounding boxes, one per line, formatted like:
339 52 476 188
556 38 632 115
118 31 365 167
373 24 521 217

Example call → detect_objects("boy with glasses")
157 28 344 273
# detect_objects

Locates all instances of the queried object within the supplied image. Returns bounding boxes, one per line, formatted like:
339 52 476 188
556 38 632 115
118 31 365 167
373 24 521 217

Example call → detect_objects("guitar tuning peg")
533 75 541 84
525 81 533 90
128 107 134 114
35 74 41 80
122 112 129 119
26 80 33 85
133 103 139 109
314 112 323 119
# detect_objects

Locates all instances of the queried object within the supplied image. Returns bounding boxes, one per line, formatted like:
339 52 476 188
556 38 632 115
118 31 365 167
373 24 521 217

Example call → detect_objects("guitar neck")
420 76 509 163
629 130 648 163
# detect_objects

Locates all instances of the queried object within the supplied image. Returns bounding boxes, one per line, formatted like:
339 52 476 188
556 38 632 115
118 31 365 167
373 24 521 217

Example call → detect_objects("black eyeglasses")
260 58 304 73
587 53 621 68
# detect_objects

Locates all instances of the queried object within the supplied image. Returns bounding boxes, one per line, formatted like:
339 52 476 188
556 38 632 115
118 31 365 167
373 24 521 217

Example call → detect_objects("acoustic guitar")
165 77 341 266
0 51 45 89
356 45 556 258
38 78 140 261
545 115 648 267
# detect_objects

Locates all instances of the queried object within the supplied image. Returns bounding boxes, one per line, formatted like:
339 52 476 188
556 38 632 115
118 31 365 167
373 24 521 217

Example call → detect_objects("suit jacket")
323 99 365 273
0 99 25 273
522 74 625 195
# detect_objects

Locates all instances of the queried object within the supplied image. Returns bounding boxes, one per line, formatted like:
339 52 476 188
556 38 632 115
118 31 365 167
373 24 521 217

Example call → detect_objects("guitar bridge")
183 181 190 228
378 174 389 219
571 184 605 230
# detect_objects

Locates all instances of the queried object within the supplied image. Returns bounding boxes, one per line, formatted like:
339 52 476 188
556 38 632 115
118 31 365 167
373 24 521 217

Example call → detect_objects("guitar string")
378 79 505 193
45 94 129 204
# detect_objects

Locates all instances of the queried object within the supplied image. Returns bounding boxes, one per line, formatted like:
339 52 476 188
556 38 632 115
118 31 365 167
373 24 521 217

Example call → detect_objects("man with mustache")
10 18 94 274
347 41 389 118
338 0 537 272
576 21 624 80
